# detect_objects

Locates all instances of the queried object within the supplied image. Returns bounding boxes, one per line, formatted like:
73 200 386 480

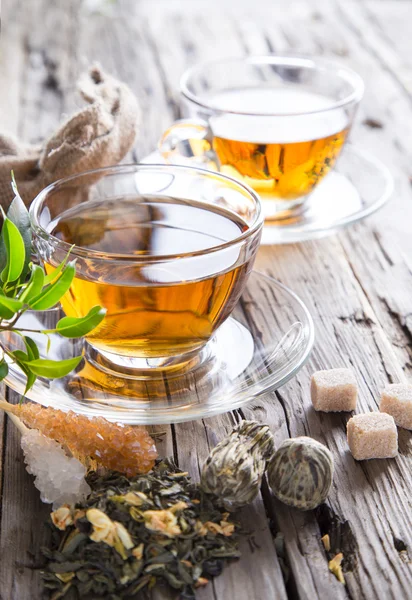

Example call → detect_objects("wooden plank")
0 400 4 499
0 2 81 597
363 0 412 93
0 3 179 599
174 417 288 600
248 0 412 375
300 0 412 372
135 1 412 597
0 0 24 521
77 3 291 598
314 1 412 376
1 0 412 599
134 3 402 598
238 8 412 596
0 2 286 599
253 242 412 600
0 4 24 133
340 0 412 98
0 392 52 600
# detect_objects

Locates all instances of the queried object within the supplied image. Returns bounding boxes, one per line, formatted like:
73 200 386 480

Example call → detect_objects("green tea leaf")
12 349 29 362
24 370 37 394
0 360 8 381
19 265 45 303
0 295 24 311
0 294 24 319
7 176 32 278
56 306 106 338
13 355 36 394
0 173 30 273
0 231 4 274
21 355 82 378
43 248 73 285
29 261 76 310
0 217 26 283
0 305 14 319
23 336 40 361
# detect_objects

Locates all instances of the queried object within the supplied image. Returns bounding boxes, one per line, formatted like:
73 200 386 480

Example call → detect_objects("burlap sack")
0 64 140 208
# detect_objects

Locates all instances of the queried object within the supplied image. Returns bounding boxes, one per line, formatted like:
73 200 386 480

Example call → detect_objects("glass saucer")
143 145 393 244
1 271 314 424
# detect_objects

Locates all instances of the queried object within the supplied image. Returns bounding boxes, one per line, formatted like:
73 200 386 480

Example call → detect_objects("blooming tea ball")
267 436 334 511
201 420 275 511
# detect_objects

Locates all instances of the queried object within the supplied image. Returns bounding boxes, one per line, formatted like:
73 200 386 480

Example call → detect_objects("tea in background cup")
159 56 364 220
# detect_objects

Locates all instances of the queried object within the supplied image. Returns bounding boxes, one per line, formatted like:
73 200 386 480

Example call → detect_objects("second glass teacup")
159 55 364 221
29 164 263 377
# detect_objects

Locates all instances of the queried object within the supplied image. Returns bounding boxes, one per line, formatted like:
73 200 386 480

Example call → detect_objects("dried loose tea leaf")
41 458 241 599
321 534 331 552
329 552 345 584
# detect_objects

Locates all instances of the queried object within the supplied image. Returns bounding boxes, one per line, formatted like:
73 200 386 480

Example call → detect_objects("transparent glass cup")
29 164 263 376
159 55 364 221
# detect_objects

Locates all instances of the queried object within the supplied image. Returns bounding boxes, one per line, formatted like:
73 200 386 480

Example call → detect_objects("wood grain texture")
1 0 412 599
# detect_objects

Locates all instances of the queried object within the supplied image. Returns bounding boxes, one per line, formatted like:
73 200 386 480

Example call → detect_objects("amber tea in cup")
47 196 252 358
30 165 263 373
159 56 364 220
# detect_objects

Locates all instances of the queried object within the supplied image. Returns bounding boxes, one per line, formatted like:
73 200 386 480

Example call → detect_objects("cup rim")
29 163 263 262
180 54 364 117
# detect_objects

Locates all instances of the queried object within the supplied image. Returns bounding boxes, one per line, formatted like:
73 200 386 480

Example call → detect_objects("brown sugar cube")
380 383 412 430
311 368 357 412
347 413 398 460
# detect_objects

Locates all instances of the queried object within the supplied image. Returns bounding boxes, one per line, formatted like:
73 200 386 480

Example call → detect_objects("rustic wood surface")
1 0 412 598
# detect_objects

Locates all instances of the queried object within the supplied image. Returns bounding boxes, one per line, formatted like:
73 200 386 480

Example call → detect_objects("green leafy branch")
0 175 106 393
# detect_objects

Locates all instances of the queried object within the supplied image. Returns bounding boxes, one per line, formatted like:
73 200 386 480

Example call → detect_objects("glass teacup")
159 55 364 221
30 164 263 375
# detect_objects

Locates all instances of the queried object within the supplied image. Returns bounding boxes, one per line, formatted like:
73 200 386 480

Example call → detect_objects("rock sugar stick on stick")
5 408 91 508
347 412 398 460
311 368 358 412
380 383 412 429
0 399 157 475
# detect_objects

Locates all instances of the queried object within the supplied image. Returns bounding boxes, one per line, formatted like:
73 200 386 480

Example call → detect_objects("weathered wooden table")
1 0 412 598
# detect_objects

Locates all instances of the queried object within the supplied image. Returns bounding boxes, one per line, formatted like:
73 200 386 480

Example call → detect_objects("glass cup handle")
158 119 220 170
